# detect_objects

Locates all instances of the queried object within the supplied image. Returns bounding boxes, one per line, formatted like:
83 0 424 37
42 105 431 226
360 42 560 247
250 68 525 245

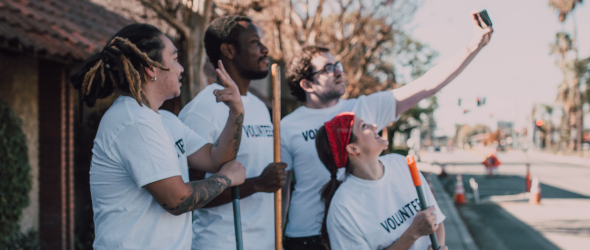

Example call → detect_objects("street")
417 150 590 250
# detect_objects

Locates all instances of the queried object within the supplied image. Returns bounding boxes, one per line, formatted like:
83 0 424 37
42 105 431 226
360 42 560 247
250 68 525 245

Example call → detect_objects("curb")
427 173 479 250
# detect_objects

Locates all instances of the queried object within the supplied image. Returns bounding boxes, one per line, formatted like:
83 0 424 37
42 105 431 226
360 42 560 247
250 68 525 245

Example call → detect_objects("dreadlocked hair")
70 23 169 121
316 125 356 250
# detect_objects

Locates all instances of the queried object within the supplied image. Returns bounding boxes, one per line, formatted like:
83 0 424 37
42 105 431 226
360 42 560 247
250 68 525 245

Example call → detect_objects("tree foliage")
215 0 423 98
216 0 438 143
548 0 583 22
0 99 32 245
548 0 585 153
95 0 215 104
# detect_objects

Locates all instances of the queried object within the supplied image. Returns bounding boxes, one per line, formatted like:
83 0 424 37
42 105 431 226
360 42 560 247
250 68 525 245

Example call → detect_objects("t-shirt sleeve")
111 122 181 188
181 122 209 156
180 111 220 144
419 173 446 224
327 205 372 250
355 90 399 131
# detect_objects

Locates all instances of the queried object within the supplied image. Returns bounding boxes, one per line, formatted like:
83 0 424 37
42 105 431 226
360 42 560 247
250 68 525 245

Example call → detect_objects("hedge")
0 99 32 245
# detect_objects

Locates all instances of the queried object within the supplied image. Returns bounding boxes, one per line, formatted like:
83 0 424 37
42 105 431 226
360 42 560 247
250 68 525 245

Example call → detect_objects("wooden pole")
271 64 282 250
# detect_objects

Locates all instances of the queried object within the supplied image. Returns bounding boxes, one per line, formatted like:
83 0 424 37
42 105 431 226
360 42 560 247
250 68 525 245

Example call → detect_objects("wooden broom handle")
271 64 282 250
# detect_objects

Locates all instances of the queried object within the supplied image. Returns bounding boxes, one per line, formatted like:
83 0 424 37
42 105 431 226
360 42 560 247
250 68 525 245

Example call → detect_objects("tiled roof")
0 0 131 62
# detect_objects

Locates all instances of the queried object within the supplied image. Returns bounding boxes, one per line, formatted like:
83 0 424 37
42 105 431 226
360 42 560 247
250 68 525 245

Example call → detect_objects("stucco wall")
0 51 39 232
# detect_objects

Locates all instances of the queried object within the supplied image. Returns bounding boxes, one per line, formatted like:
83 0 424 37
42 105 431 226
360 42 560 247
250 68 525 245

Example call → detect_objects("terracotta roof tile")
0 0 131 62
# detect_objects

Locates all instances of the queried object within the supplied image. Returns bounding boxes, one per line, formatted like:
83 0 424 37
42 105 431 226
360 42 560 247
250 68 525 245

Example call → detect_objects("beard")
317 89 343 103
240 68 269 80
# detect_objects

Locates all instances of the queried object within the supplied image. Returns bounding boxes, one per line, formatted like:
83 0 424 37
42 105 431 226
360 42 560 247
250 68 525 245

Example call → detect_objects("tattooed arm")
187 60 244 173
145 160 246 215
198 162 287 208
187 112 244 173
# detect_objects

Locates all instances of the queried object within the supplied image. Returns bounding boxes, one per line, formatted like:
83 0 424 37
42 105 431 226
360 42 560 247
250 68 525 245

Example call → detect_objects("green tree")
96 0 216 105
0 100 32 245
217 0 438 146
549 32 576 147
541 104 554 149
549 0 584 154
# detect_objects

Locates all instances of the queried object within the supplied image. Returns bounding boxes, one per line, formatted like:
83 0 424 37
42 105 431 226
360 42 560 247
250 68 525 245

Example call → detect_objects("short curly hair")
204 15 252 68
285 46 330 102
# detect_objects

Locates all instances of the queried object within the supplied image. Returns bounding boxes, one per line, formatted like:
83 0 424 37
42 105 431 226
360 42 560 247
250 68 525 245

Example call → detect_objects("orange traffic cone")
529 176 541 205
454 175 466 205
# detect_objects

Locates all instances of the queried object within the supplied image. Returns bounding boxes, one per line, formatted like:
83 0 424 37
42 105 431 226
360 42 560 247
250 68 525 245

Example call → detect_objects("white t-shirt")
178 83 275 250
281 91 399 237
90 95 208 250
327 154 445 250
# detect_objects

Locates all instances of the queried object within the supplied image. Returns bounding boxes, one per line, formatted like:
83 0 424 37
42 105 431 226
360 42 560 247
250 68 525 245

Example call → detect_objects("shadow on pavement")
458 202 561 250
439 174 588 250
441 174 589 199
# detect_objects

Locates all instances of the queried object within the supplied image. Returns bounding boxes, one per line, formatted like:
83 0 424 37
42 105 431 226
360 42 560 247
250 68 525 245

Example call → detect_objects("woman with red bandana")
316 112 448 250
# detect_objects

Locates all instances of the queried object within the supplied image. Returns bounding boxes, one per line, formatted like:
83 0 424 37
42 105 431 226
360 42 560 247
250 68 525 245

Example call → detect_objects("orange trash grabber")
407 155 440 250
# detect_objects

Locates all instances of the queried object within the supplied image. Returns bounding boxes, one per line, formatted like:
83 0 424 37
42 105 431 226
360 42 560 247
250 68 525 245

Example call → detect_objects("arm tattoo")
232 113 244 155
162 174 231 214
213 138 220 147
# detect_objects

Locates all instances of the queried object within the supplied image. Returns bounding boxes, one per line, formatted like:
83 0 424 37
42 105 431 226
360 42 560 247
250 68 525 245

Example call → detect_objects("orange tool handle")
406 155 422 187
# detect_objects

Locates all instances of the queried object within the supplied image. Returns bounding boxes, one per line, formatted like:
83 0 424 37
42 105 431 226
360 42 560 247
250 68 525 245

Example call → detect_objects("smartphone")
476 10 492 28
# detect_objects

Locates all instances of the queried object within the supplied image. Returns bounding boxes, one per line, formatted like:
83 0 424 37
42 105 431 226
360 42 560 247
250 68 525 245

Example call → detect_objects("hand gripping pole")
407 155 440 250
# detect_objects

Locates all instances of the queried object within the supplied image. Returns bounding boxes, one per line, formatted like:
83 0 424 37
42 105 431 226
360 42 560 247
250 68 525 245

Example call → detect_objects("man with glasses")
280 12 492 250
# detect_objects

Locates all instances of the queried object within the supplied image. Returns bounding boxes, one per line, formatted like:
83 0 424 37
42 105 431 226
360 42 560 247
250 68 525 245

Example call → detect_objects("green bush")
0 99 32 245
0 230 44 250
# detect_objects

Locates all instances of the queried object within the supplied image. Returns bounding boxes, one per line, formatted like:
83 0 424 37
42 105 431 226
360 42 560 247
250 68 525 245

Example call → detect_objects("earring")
151 77 157 82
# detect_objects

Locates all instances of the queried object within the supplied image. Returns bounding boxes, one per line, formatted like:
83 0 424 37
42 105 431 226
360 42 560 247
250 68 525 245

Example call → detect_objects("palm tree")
550 32 575 149
549 0 584 155
541 104 554 149
549 0 583 22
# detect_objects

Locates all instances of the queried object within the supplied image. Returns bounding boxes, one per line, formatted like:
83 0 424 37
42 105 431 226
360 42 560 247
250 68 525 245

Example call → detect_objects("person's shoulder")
379 153 410 171
186 83 223 106
379 153 407 163
97 99 161 142
179 83 227 118
247 93 272 111
351 91 393 103
104 96 157 124
201 83 224 93
159 110 182 124
380 153 413 179
280 105 307 123
329 186 355 215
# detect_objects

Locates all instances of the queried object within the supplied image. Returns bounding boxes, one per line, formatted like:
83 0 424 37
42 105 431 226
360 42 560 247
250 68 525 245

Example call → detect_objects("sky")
407 0 590 136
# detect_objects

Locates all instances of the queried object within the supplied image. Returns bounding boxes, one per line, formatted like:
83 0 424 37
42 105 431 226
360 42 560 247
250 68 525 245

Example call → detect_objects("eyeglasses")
310 62 343 77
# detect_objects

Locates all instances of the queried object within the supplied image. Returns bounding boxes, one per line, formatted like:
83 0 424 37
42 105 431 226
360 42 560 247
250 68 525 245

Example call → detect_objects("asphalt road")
417 149 590 250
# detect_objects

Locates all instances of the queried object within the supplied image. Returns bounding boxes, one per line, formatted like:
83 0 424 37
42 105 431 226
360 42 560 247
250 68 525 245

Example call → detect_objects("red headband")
324 112 355 168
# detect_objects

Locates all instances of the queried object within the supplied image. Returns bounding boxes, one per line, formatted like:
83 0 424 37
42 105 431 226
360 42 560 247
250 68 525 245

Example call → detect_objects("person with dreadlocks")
316 112 448 250
178 15 286 250
70 23 246 249
280 12 492 249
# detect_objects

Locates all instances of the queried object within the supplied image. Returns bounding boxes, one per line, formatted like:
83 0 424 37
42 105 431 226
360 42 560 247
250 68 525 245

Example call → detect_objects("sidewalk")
421 168 479 250
527 151 590 166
